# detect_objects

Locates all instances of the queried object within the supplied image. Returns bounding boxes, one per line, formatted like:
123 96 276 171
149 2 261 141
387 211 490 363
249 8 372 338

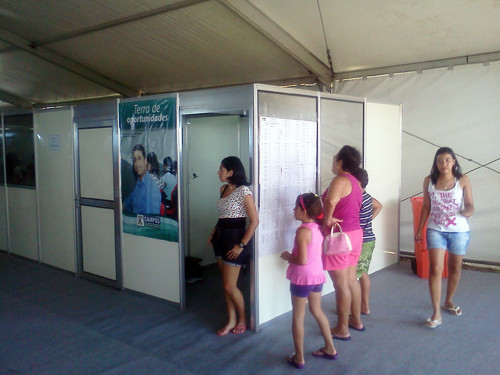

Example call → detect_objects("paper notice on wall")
48 135 60 151
258 117 317 256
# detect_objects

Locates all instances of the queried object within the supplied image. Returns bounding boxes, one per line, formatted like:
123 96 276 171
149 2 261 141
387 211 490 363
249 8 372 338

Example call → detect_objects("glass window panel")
4 114 35 187
320 98 364 191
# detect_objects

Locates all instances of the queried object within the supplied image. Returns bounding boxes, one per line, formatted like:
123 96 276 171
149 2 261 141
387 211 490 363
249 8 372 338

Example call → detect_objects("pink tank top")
322 173 362 232
286 222 326 285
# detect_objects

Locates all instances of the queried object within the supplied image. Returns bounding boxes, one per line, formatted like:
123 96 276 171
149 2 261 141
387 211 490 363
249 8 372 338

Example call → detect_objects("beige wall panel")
122 233 180 303
0 186 7 250
79 128 114 201
8 187 38 260
364 102 401 273
81 205 116 280
35 109 76 272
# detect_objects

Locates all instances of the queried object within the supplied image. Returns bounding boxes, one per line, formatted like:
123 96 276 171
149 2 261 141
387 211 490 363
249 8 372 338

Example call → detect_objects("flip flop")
287 355 305 369
312 348 338 360
444 305 462 316
426 318 443 328
231 324 246 334
348 324 366 332
332 332 351 341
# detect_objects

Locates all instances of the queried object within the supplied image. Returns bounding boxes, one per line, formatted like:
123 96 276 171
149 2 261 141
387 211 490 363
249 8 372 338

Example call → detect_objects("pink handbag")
323 223 352 255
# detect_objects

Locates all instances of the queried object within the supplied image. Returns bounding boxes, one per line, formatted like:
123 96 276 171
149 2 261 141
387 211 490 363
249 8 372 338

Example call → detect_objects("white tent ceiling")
1 0 500 109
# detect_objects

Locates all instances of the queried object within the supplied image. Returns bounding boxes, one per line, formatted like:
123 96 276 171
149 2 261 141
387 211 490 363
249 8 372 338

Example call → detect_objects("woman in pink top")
281 193 337 369
322 145 364 340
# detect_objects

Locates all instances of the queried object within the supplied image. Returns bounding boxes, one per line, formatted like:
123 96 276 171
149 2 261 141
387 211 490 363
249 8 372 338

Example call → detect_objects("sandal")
231 324 246 334
426 318 443 328
287 354 305 369
444 305 462 316
312 348 338 360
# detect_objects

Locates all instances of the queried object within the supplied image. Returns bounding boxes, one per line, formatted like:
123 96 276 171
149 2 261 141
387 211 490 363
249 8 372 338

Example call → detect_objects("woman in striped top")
356 169 382 315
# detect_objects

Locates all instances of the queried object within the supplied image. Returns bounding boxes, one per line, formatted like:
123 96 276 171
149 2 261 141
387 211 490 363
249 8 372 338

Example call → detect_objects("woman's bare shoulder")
459 174 471 187
332 174 350 185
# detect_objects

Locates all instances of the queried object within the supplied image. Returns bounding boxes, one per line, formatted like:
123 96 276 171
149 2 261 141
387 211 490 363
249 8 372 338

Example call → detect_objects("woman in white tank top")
415 147 474 328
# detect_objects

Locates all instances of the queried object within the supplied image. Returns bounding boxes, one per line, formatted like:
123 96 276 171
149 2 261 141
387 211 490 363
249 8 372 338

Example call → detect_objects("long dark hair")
430 147 462 184
221 156 249 187
337 145 362 176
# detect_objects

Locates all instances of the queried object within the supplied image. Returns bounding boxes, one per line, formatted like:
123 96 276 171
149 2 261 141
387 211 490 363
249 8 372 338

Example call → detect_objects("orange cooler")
410 196 448 279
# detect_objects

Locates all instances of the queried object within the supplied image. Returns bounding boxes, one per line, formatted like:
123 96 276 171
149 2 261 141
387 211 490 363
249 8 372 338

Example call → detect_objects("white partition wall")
0 186 7 251
254 86 401 328
256 88 319 325
364 101 401 272
7 187 37 260
35 108 76 272
0 116 6 251
122 234 180 302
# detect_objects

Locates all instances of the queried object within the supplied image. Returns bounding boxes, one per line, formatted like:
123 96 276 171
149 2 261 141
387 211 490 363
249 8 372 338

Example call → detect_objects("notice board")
258 116 318 256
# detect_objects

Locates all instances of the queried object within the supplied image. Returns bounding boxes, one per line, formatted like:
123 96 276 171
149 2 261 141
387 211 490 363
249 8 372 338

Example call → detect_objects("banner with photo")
119 97 178 242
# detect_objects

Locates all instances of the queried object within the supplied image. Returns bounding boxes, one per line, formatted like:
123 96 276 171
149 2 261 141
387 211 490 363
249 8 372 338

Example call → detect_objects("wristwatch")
239 242 247 249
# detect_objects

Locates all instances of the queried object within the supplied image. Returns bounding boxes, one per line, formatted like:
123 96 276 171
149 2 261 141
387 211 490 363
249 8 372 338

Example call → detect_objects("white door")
75 115 122 288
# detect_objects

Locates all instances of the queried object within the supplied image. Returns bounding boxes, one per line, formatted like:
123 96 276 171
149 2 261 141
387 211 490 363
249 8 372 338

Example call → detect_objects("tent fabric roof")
1 0 500 109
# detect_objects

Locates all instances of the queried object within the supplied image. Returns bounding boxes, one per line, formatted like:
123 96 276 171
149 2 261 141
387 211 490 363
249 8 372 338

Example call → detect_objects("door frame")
74 115 123 289
180 109 255 326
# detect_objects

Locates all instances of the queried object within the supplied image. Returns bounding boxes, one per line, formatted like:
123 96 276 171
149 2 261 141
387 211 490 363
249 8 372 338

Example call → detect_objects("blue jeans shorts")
426 229 470 255
290 283 323 298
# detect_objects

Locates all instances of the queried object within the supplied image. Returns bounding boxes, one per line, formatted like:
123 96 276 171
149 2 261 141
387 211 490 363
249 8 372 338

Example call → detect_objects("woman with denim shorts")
415 147 474 328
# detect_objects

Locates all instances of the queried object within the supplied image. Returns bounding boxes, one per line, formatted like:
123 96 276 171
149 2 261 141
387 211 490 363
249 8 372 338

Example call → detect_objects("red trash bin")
410 196 448 279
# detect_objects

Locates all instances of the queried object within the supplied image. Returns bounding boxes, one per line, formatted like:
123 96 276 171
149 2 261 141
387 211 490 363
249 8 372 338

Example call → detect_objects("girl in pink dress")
280 193 337 369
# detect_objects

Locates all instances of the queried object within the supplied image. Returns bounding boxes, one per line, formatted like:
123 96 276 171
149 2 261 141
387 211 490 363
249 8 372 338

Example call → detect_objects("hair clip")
299 195 306 211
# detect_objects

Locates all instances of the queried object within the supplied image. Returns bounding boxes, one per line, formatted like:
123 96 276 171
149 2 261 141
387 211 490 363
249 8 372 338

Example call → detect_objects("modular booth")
0 84 401 330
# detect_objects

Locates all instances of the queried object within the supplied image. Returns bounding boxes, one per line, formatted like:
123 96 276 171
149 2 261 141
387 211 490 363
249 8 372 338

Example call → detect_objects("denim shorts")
426 229 470 255
290 283 323 298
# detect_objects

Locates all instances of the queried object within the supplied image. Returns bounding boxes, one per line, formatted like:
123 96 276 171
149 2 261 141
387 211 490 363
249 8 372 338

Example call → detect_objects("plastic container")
410 196 448 279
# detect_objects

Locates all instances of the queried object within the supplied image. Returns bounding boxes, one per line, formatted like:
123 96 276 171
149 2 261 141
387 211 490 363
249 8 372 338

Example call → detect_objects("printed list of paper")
258 117 317 256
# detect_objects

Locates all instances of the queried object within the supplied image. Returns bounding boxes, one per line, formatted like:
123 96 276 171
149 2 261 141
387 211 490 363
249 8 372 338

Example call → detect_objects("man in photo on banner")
124 144 161 215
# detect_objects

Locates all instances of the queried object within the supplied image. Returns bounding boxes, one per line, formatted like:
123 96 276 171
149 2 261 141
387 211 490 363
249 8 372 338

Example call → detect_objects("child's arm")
372 197 382 220
280 227 311 265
